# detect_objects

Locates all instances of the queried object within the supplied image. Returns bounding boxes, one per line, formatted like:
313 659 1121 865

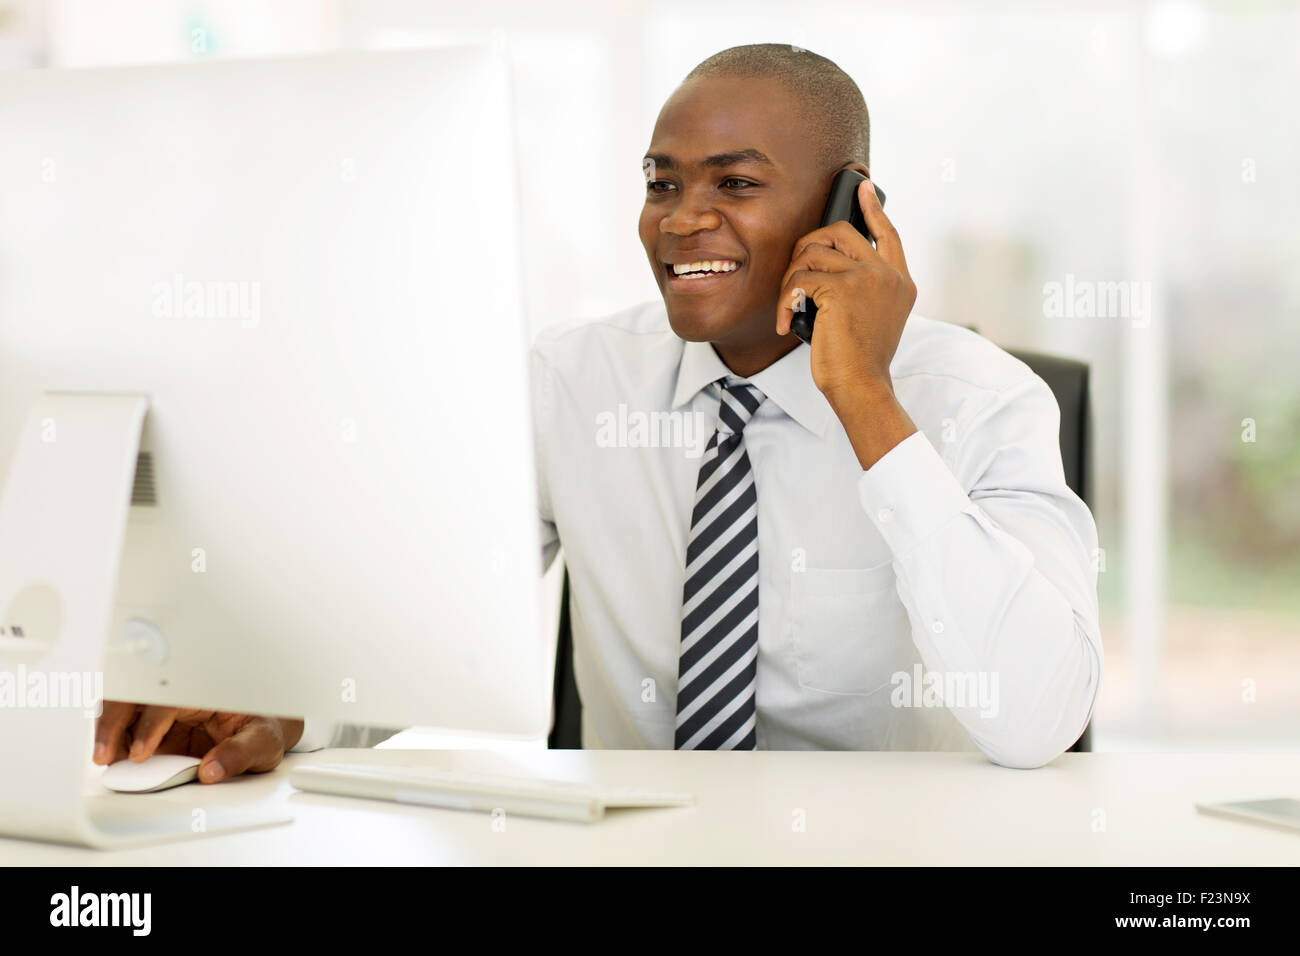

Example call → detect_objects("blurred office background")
3 0 1295 752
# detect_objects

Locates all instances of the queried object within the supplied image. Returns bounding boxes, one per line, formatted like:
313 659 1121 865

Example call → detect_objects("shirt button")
877 507 894 523
931 620 945 634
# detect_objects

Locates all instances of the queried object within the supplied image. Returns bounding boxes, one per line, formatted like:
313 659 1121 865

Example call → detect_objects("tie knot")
713 376 765 437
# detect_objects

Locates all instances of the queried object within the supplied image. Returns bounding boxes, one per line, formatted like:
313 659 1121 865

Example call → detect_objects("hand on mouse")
93 701 304 784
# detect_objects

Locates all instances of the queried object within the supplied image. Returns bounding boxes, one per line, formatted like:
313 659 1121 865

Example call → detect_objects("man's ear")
841 161 871 179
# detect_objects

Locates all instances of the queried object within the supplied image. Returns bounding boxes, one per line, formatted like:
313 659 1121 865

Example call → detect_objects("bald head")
683 43 870 177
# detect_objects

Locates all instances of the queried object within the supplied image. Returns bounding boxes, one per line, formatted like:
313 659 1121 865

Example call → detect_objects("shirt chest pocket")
788 564 912 696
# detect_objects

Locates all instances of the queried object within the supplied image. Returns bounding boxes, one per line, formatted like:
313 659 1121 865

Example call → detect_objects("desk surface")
3 749 1299 865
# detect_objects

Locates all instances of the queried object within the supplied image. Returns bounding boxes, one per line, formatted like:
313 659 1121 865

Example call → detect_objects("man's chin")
663 304 740 344
669 325 717 344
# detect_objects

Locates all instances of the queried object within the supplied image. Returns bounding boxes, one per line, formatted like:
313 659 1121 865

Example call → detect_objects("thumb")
198 717 285 783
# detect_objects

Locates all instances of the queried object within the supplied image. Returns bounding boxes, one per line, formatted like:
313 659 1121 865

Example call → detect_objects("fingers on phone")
859 178 881 208
859 179 907 268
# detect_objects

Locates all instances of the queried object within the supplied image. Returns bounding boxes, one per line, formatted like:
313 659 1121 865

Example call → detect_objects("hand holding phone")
775 167 915 404
789 169 886 345
775 167 918 470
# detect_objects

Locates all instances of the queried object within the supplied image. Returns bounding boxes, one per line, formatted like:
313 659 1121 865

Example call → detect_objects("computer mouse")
101 754 203 793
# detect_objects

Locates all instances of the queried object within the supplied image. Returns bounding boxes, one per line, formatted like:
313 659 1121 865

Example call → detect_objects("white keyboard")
289 762 695 823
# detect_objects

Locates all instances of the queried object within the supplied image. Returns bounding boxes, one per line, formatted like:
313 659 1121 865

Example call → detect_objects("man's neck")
711 332 801 379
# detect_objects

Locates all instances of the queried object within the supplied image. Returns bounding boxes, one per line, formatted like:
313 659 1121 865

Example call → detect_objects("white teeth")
671 260 738 276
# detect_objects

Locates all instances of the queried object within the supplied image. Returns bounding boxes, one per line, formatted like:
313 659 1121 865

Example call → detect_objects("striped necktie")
674 376 766 750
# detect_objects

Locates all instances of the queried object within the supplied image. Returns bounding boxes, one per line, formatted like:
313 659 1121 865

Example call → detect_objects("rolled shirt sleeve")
288 717 336 753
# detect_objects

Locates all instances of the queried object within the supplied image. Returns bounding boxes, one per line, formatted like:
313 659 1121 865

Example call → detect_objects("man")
95 43 1101 777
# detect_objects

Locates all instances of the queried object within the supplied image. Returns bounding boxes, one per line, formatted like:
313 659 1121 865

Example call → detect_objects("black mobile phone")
789 169 885 345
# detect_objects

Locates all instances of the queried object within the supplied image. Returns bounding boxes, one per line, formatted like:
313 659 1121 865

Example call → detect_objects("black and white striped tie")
674 376 765 750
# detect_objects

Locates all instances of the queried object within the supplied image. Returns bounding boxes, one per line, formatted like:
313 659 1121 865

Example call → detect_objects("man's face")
639 75 833 353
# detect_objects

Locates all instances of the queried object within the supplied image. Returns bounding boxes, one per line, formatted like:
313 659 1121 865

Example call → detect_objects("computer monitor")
0 47 548 846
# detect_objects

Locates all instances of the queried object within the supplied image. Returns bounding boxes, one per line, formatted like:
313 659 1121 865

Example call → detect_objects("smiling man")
529 43 1102 767
95 42 1102 778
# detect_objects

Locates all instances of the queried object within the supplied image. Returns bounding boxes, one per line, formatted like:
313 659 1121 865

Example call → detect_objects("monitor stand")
0 393 291 848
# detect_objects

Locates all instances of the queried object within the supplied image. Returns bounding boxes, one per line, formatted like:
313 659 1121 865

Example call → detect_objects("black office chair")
548 340 1094 753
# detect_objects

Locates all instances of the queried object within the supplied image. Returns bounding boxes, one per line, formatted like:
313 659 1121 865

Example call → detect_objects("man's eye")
646 180 674 193
722 177 755 190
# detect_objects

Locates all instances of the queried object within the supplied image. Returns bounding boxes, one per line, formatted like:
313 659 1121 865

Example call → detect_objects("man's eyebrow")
643 148 774 171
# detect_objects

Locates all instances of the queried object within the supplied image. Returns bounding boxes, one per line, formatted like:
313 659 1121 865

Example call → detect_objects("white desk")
2 749 1298 865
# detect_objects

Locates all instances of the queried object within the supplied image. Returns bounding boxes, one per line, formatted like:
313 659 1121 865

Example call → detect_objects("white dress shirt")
530 299 1101 769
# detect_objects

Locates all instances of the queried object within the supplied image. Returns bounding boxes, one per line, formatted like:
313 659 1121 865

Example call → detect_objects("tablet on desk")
1196 798 1300 834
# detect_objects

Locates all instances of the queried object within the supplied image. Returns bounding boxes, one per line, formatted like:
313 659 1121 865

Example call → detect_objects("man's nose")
660 189 723 235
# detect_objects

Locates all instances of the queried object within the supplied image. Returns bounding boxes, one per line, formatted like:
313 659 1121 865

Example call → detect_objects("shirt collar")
670 338 834 437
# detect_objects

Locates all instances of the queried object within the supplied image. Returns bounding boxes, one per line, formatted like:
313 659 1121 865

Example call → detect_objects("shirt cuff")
289 718 335 753
857 430 972 556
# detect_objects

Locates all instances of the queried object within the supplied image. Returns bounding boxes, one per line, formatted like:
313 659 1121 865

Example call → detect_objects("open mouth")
663 259 743 292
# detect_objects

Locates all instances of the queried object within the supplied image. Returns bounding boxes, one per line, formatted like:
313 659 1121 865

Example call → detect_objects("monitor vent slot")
131 452 157 506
